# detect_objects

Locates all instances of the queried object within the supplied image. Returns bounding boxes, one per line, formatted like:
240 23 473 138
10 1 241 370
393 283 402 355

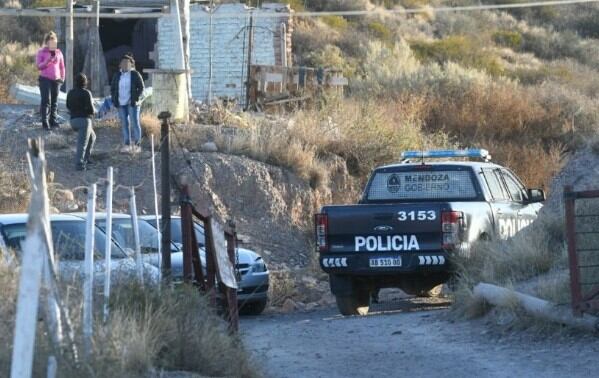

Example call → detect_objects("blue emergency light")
401 149 490 160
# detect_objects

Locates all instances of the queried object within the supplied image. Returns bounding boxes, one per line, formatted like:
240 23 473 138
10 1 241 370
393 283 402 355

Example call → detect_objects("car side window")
2 224 27 251
482 169 509 201
501 170 526 202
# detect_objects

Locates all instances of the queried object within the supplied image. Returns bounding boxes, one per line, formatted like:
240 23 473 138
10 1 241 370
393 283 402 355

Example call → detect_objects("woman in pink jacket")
36 31 65 130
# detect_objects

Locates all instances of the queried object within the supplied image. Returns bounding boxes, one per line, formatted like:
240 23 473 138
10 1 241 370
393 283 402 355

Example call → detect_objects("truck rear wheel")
329 275 371 316
335 288 370 316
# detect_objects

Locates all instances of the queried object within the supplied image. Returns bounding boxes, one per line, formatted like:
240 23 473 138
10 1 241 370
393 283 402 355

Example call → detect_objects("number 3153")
398 210 436 221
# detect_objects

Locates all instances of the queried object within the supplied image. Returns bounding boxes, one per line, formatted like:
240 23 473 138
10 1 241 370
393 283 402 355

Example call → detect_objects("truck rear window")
367 170 477 201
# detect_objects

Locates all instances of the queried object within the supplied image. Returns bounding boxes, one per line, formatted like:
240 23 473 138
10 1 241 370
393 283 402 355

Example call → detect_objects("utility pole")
159 112 172 281
65 0 73 91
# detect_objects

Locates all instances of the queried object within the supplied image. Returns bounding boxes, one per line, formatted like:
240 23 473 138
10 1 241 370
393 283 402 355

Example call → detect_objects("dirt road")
241 290 599 378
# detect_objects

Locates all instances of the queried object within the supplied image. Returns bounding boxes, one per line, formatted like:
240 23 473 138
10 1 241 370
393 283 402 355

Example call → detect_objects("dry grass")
451 216 568 319
268 270 298 307
0 156 29 213
0 263 258 377
0 41 39 102
140 112 162 139
44 132 70 150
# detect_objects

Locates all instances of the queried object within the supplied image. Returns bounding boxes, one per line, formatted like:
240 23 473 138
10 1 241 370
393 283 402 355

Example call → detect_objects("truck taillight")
442 211 463 250
315 213 328 253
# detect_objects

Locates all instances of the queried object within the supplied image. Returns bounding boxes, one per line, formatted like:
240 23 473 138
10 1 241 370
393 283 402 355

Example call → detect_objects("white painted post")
10 227 44 378
151 135 162 283
11 140 49 378
103 167 113 323
83 184 97 358
46 356 57 378
129 187 144 286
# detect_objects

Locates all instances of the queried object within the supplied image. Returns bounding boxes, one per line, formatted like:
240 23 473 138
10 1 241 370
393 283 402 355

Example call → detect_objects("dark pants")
70 118 96 168
39 76 59 128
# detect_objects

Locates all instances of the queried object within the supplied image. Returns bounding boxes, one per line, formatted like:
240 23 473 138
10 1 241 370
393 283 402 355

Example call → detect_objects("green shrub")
411 36 504 76
367 21 393 43
493 30 523 49
321 15 349 30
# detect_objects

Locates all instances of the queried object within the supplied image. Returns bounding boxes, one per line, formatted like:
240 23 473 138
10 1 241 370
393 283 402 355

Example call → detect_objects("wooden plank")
330 76 349 86
210 219 237 289
265 72 283 83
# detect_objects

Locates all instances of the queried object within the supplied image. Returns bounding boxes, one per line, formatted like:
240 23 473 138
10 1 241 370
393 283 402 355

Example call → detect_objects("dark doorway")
99 18 157 81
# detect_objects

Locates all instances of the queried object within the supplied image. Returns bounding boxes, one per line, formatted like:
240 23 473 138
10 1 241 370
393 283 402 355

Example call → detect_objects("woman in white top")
110 54 145 153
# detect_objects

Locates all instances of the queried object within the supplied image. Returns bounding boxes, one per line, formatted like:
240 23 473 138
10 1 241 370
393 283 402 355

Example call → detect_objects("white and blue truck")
315 149 546 315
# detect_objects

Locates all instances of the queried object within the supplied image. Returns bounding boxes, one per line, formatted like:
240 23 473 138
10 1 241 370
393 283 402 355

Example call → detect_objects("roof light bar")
401 149 490 160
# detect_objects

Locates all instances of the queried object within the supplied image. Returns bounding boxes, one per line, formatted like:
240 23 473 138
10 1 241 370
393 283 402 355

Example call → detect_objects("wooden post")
103 167 113 323
129 187 144 286
159 112 172 280
66 0 74 91
83 184 97 358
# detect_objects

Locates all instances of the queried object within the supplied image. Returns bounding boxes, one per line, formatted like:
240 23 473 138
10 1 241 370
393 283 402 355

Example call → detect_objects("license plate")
369 257 402 268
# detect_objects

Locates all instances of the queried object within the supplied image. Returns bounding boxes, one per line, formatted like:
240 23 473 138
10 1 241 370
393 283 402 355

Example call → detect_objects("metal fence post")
159 112 172 281
180 184 194 283
151 134 162 283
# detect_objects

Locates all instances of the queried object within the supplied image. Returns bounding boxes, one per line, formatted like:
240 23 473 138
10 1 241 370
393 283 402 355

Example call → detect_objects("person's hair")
121 53 135 66
75 73 88 89
44 31 57 44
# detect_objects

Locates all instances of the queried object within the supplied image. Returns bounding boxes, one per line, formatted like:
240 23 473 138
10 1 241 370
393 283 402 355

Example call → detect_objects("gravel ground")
241 290 599 378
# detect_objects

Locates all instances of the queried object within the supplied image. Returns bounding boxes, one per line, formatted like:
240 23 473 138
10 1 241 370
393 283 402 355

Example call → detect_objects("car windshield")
1 220 127 261
97 218 179 253
145 218 206 247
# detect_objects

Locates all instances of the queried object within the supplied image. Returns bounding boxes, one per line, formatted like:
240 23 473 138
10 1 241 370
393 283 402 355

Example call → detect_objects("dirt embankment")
0 105 345 271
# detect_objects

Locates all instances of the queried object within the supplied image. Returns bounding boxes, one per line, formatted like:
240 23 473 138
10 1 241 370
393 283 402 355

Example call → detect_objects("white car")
0 213 160 285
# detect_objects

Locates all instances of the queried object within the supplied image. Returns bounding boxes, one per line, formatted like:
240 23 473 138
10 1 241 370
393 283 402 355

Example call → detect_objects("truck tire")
329 275 371 316
335 288 370 316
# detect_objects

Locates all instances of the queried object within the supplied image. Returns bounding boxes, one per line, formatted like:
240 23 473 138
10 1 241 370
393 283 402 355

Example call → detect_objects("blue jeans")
118 105 141 145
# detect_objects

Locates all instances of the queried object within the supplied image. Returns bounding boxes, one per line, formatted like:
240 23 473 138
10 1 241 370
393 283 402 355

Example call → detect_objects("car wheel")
239 299 268 316
335 287 370 316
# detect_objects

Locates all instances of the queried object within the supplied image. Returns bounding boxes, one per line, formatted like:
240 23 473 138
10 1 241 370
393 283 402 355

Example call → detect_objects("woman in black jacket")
110 54 145 153
66 73 96 171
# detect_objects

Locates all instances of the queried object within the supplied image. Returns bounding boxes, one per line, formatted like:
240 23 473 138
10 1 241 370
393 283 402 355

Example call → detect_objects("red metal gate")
564 185 599 316
180 184 239 331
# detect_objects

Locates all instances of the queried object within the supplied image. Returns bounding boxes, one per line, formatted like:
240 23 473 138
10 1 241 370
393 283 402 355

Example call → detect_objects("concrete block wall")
158 3 291 105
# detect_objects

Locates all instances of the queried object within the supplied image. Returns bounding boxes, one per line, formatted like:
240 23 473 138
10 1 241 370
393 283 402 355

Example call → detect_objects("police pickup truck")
315 149 546 316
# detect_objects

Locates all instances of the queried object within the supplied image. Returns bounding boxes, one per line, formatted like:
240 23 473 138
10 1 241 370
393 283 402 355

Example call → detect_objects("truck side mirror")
527 188 546 203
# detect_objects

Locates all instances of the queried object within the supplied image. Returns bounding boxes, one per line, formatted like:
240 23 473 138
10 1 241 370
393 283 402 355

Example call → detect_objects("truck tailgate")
323 203 446 254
